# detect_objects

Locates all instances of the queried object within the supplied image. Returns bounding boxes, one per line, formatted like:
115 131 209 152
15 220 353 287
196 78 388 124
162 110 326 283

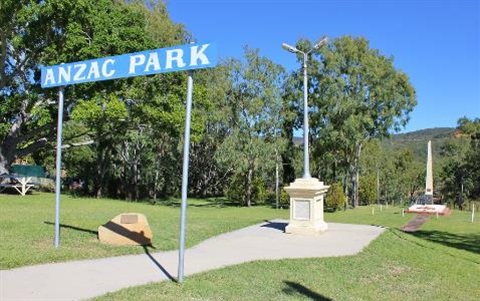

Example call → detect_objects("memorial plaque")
98 213 152 246
121 214 138 224
294 200 310 220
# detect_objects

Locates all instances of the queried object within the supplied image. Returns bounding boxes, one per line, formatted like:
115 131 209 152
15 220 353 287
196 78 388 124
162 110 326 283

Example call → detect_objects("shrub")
280 189 290 208
325 182 346 212
359 173 378 205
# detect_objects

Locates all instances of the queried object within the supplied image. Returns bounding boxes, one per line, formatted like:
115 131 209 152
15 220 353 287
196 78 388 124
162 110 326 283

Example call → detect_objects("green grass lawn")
0 192 288 269
95 205 480 301
2 193 479 300
97 229 480 301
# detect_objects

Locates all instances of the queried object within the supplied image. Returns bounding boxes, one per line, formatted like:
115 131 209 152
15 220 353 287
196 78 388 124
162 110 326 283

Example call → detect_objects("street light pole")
302 52 310 178
282 37 327 179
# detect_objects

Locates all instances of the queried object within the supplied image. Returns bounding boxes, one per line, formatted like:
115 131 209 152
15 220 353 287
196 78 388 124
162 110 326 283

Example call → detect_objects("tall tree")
0 0 158 174
0 0 186 177
280 73 303 184
216 47 287 207
187 66 234 197
308 36 417 207
441 117 480 206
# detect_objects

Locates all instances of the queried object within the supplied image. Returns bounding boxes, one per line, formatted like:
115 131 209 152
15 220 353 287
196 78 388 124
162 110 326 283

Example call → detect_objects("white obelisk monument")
406 140 449 215
425 140 434 204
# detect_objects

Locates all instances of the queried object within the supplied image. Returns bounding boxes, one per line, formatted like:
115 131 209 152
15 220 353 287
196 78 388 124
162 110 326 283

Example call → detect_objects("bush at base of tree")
225 174 271 206
280 189 290 208
359 173 378 205
325 183 346 212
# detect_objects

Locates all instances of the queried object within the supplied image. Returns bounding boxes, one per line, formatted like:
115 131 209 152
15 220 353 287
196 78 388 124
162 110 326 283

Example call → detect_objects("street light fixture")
282 37 327 179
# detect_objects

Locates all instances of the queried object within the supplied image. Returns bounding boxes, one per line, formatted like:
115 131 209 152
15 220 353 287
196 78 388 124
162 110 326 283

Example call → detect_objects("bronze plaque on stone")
121 214 138 224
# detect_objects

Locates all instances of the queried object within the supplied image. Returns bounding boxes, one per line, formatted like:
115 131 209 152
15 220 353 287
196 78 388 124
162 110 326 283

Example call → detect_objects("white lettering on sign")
58 65 71 83
129 54 145 74
73 63 87 81
102 59 115 77
44 68 56 86
87 62 100 80
145 52 161 72
41 42 217 88
165 49 186 69
190 44 210 66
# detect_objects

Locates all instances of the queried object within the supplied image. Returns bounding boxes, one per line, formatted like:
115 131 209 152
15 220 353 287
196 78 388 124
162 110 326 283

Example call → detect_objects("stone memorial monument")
284 178 330 235
424 140 434 205
98 213 153 246
407 141 450 215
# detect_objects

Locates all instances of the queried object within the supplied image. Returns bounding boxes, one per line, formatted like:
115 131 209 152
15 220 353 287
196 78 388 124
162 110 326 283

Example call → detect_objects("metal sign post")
178 70 194 283
54 86 65 248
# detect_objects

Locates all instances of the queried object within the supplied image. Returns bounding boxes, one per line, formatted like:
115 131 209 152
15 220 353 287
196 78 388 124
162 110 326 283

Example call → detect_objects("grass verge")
0 192 288 269
95 206 480 301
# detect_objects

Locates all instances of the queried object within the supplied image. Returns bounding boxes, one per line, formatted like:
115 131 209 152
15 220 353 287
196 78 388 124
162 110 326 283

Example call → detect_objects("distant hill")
391 127 456 142
383 127 456 162
293 136 303 146
292 127 456 163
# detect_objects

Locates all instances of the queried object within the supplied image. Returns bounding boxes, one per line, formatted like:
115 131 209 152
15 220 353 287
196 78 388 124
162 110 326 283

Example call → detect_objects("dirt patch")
402 214 430 232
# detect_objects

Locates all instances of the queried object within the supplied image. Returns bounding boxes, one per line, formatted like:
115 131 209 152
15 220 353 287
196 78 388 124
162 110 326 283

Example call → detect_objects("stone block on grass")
98 213 152 246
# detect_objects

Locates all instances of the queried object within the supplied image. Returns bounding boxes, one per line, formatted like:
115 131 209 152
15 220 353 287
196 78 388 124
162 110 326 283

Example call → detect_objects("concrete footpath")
1 220 384 300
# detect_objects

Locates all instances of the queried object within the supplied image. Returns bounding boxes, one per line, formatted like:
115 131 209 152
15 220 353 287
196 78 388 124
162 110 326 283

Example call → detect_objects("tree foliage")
325 182 346 211
306 36 417 207
215 47 287 206
7 1 475 213
440 117 480 207
0 0 182 174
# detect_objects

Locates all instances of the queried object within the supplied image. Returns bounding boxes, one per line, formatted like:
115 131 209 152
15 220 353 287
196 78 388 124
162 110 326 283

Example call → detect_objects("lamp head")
282 43 299 53
312 36 328 50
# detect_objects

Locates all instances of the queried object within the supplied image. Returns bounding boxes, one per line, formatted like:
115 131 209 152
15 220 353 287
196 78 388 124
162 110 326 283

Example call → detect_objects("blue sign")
41 42 217 88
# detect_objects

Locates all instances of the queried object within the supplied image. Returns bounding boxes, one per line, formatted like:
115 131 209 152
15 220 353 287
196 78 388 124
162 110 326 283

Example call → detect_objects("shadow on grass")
44 221 98 236
408 230 480 254
283 281 332 300
261 220 287 232
142 246 176 282
44 221 152 246
155 197 241 208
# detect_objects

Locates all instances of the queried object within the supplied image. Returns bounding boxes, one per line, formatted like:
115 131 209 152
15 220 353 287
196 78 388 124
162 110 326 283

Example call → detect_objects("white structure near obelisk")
406 140 450 215
425 140 434 203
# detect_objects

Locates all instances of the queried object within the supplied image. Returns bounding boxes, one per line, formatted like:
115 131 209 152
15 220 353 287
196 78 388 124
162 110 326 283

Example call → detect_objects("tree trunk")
275 158 279 210
245 165 254 207
153 169 159 202
95 146 104 199
0 137 17 174
0 151 10 174
352 144 363 208
352 169 359 207
377 169 380 205
133 148 138 201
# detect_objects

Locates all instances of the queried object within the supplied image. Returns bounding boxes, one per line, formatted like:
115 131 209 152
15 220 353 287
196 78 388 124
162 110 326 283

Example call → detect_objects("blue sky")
167 0 480 133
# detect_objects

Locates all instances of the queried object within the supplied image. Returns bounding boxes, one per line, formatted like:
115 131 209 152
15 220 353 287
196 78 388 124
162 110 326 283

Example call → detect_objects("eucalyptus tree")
280 73 303 184
0 0 165 174
463 118 480 200
359 140 382 204
308 36 417 207
187 66 234 197
441 117 480 205
1 0 198 201
71 94 129 198
216 47 287 207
